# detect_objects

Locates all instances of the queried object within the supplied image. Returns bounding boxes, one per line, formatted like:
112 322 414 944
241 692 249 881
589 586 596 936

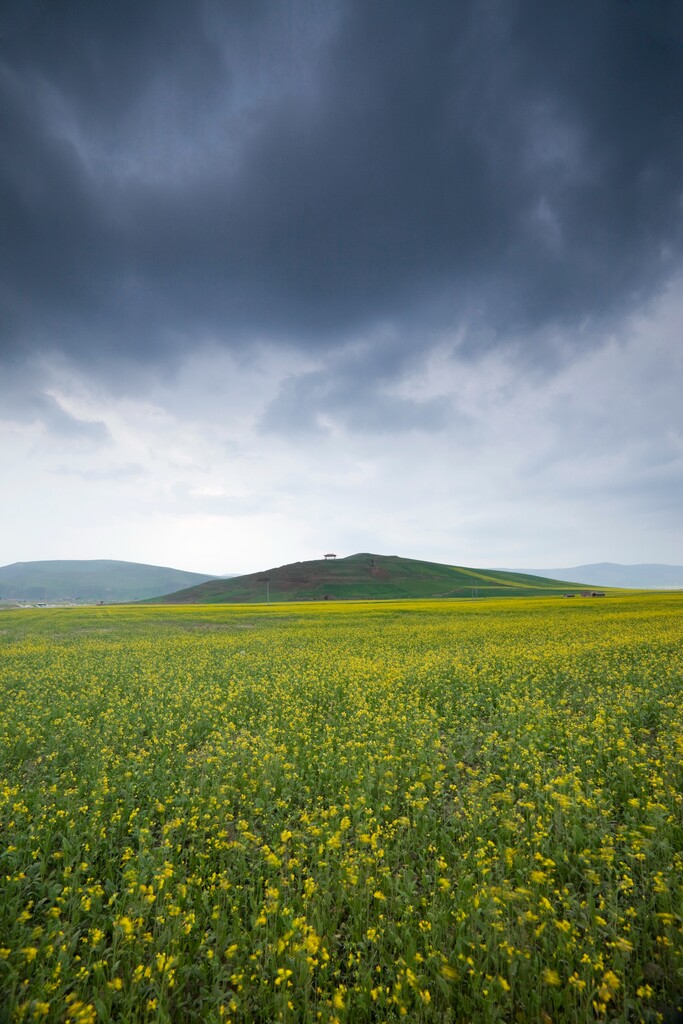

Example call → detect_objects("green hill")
0 560 220 603
150 553 590 604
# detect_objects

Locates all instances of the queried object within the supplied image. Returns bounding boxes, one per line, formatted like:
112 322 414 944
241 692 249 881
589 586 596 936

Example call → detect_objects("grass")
1 594 682 1022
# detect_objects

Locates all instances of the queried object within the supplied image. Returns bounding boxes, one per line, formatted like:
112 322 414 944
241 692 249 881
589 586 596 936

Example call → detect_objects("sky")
1 0 683 575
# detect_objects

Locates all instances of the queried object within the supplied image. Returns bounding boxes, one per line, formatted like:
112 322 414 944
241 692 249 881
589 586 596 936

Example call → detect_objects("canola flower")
0 594 682 1022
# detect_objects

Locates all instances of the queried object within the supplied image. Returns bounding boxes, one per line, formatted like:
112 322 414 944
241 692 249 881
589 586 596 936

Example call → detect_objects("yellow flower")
568 973 586 991
156 953 176 974
64 1001 96 1024
332 986 346 1009
597 970 620 1002
303 877 316 897
542 968 561 987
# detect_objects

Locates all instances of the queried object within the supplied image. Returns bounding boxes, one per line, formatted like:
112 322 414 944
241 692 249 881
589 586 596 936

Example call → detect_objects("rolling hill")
149 553 589 604
0 560 222 603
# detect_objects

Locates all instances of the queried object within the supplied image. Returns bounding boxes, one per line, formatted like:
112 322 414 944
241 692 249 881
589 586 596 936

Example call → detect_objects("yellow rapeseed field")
0 594 682 1022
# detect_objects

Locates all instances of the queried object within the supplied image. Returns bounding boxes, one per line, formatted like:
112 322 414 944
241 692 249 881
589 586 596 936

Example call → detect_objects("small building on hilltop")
324 553 337 560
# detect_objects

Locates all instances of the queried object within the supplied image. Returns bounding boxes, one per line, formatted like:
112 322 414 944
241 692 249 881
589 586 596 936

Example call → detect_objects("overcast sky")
1 0 682 574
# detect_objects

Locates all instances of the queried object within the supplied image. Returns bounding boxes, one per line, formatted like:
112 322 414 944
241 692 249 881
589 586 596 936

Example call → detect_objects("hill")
0 560 221 603
513 563 683 589
150 553 589 604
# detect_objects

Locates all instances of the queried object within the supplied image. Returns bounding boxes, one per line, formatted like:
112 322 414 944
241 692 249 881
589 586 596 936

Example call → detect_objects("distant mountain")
147 553 587 604
0 560 224 603
512 563 683 589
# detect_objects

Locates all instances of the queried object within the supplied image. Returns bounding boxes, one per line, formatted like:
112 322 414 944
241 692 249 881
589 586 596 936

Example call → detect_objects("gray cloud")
2 0 683 382
261 366 453 435
0 375 110 442
33 397 110 442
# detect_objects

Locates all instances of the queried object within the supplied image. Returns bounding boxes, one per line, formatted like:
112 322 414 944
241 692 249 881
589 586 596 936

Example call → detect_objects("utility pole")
257 577 271 604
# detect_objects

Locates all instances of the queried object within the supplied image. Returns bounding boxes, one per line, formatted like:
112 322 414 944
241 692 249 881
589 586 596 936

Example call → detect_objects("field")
1 595 682 1023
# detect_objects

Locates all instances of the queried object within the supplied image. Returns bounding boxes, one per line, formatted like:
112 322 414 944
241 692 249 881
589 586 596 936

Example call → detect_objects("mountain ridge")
507 563 683 589
0 559 226 603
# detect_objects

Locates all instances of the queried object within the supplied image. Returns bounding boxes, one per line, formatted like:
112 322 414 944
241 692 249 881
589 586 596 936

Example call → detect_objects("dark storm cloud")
1 0 683 376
